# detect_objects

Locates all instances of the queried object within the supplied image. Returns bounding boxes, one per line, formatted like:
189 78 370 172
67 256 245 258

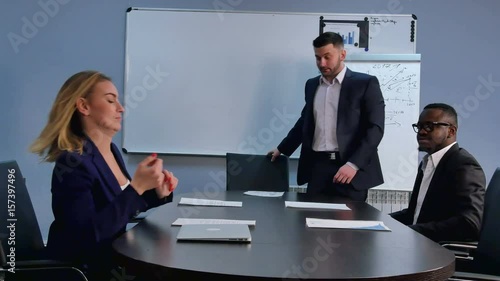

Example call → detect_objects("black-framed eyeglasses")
412 122 453 133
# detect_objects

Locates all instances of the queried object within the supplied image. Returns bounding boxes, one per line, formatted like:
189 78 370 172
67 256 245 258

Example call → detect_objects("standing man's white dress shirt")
312 65 346 152
311 66 358 170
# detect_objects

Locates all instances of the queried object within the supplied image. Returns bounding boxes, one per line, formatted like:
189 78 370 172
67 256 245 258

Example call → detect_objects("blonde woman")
31 70 178 280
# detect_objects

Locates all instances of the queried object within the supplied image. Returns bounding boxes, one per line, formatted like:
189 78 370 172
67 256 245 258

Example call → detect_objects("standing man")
390 103 485 242
269 32 385 201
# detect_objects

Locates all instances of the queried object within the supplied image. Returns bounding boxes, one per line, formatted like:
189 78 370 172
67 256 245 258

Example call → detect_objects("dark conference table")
113 191 455 280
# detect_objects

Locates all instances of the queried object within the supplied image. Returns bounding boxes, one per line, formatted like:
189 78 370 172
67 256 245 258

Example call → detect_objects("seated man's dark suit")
390 143 485 242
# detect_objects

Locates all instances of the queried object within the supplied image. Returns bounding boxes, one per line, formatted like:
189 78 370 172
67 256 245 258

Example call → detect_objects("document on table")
285 201 351 210
172 218 256 226
243 191 284 197
306 218 391 231
178 197 243 207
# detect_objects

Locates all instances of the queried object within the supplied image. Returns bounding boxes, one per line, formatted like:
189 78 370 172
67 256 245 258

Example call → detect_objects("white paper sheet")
306 218 391 231
243 191 284 197
172 218 256 226
178 197 243 207
285 201 351 210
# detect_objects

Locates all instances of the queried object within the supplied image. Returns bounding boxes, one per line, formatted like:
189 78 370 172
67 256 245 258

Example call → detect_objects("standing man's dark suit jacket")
278 68 385 191
390 144 486 242
47 138 172 266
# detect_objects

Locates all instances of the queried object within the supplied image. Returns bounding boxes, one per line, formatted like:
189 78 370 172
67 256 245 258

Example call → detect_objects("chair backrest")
226 153 289 191
0 160 45 261
475 167 500 273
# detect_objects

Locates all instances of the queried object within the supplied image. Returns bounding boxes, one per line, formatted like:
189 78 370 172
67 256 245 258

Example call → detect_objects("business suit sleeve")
141 189 173 208
278 79 313 156
389 208 412 225
51 155 149 254
111 143 172 208
348 76 385 169
410 158 486 242
278 105 305 156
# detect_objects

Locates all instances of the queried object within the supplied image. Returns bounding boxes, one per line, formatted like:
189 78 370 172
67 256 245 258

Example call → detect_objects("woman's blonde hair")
30 70 112 162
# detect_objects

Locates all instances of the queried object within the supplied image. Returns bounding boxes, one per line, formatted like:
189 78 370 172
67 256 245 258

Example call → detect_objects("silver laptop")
176 224 252 242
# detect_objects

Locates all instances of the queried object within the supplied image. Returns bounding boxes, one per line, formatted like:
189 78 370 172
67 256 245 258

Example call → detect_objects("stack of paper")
306 218 391 231
178 197 243 207
243 191 284 197
285 201 350 210
172 218 256 226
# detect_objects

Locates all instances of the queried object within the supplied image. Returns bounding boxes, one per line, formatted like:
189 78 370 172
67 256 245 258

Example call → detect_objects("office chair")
0 160 88 281
443 168 500 280
225 153 289 191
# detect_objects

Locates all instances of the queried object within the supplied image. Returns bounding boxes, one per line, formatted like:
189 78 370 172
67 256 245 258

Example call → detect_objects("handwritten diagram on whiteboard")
347 62 419 127
346 60 420 190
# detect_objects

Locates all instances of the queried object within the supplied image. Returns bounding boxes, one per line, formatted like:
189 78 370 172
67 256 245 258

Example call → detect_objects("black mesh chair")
226 153 289 192
0 160 88 281
444 168 500 280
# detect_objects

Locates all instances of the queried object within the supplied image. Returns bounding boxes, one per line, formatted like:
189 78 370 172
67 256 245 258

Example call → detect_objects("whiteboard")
346 55 420 190
123 9 420 190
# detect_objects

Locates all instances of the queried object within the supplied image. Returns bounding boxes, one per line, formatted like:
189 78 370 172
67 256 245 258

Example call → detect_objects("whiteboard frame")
347 54 421 62
122 8 418 157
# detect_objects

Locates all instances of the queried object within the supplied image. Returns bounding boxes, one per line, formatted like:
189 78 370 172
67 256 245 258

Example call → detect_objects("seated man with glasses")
390 103 486 242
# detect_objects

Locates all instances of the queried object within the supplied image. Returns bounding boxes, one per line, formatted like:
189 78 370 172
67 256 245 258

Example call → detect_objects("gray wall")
1 0 499 240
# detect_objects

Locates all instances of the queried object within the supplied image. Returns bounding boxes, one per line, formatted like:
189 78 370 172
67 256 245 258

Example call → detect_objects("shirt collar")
320 65 347 85
422 142 457 171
